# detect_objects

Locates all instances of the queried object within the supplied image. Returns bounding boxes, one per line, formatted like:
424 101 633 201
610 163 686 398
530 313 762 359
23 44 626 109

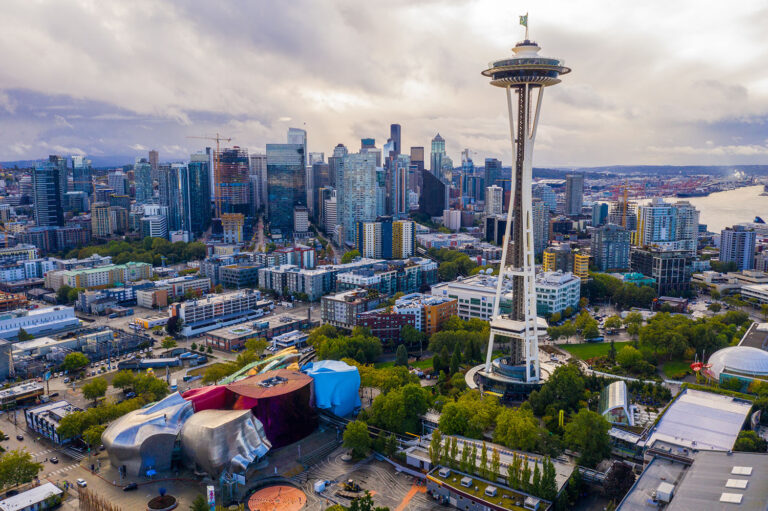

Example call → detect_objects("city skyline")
0 1 767 166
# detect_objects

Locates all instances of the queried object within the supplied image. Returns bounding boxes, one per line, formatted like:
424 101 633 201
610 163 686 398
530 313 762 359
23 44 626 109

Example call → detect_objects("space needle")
476 16 570 394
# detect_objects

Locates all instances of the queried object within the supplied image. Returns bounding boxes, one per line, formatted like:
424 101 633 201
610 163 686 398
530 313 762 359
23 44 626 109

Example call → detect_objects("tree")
734 430 768 453
711 289 721 300
206 346 212 354
540 458 558 501
385 433 398 458
493 407 539 451
190 494 208 511
617 346 643 370
531 463 542 498
165 315 183 337
564 409 611 467
0 449 43 488
82 378 108 403
520 458 532 493
112 370 136 390
161 337 178 350
341 249 361 264
761 304 768 321
608 340 617 363
349 491 389 511
475 442 487 479
343 420 371 459
57 284 73 304
604 315 623 330
394 345 408 367
133 374 169 401
367 384 429 434
61 352 90 372
429 429 443 467
603 461 636 502
450 437 459 469
82 424 106 448
507 453 522 490
190 342 198 352
709 303 722 313
245 337 269 357
550 312 562 323
16 328 34 342
582 323 600 340
401 324 424 352
450 344 462 375
491 448 500 482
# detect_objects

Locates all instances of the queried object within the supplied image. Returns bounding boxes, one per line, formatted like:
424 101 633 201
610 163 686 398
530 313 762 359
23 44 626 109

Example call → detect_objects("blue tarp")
303 360 361 417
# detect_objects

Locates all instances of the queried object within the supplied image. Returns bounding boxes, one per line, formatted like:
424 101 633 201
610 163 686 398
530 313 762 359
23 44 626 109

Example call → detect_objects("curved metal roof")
709 346 768 378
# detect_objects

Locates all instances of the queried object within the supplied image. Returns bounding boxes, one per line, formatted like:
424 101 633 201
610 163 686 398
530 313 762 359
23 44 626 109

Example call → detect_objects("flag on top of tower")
519 13 528 27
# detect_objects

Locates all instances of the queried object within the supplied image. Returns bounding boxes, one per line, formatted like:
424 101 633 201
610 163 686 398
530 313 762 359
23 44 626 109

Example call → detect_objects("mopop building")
476 18 570 397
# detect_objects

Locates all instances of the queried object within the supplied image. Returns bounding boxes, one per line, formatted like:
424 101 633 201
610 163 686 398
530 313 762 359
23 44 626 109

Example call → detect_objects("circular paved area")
247 485 306 511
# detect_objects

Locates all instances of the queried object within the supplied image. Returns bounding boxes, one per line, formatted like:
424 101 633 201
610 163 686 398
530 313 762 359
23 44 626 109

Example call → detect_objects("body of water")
659 185 768 232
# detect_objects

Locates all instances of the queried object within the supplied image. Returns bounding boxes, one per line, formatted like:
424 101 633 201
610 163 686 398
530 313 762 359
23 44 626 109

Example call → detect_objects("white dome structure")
707 346 768 382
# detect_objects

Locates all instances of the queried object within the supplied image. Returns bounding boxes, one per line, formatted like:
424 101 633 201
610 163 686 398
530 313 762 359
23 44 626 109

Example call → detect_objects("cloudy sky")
1 0 768 167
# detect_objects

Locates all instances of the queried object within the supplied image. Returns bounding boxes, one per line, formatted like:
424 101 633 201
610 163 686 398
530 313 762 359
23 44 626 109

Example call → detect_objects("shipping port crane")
186 133 232 218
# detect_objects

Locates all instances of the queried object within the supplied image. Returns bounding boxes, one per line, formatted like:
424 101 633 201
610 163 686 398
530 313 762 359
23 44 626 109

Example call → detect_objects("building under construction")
217 147 250 217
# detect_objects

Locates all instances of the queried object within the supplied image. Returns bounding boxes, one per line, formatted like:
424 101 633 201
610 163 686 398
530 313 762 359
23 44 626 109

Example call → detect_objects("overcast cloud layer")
1 0 768 167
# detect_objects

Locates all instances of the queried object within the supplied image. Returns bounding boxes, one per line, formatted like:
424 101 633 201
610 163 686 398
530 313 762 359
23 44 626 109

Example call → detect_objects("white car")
76 478 87 488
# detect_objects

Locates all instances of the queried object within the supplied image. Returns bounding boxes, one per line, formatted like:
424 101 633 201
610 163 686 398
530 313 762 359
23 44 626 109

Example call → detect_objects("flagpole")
525 12 529 40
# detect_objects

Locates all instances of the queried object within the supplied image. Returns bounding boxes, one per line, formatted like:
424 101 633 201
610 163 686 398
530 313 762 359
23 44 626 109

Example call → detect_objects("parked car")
76 479 87 488
50 457 59 464
16 435 23 441
123 483 138 491
63 378 70 384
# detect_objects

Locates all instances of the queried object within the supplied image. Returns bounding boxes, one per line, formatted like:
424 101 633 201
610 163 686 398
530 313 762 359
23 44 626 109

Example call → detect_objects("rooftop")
645 388 752 452
739 322 768 350
0 482 63 511
0 382 44 400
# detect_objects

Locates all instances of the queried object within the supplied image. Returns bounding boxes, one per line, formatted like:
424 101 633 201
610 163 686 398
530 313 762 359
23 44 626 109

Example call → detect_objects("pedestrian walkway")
46 463 80 476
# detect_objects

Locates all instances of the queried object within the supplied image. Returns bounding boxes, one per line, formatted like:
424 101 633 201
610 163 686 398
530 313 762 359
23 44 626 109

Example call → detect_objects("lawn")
557 341 631 360
662 360 692 379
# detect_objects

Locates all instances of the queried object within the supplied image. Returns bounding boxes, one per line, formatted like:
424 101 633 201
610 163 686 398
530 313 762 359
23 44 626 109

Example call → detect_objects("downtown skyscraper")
266 143 306 235
564 173 584 216
32 157 66 227
342 152 377 244
187 153 212 236
134 158 153 204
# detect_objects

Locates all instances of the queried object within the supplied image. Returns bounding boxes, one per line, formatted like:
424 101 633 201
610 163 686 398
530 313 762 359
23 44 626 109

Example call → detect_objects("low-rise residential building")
49 262 153 291
321 289 382 331
630 247 692 296
393 293 457 336
204 313 316 352
25 401 82 444
535 271 581 316
431 275 511 321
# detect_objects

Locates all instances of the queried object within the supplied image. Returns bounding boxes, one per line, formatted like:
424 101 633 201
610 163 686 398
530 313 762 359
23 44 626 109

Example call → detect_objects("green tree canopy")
82 377 108 402
564 409 611 468
341 249 361 264
112 370 136 390
394 345 408 367
61 352 90 372
343 420 371 459
493 407 539 451
0 449 43 488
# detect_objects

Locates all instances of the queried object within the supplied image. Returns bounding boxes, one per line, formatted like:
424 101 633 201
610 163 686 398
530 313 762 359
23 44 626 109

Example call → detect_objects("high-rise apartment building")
71 155 93 196
532 183 557 212
485 185 504 216
390 124 401 155
32 159 64 227
564 173 584 216
720 225 756 271
484 158 502 190
266 143 306 235
187 153 212 236
636 198 699 256
532 199 550 256
91 202 111 237
221 213 244 244
342 152 377 244
249 153 267 213
591 223 631 271
134 158 153 204
107 170 128 196
392 154 410 217
158 164 187 232
356 218 415 259
591 202 609 227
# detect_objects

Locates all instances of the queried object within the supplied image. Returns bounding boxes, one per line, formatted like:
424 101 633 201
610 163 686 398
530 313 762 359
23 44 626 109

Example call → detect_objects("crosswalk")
46 463 80 476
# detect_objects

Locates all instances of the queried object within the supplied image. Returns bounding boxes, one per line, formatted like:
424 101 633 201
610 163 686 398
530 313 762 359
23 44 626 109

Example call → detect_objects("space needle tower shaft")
481 20 570 382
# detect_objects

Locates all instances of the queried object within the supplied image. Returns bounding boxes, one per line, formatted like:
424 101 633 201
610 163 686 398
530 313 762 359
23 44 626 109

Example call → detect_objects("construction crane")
186 133 232 218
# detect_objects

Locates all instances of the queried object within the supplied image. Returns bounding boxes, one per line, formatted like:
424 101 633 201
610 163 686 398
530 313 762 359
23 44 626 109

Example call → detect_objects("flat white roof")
646 389 752 452
0 482 63 511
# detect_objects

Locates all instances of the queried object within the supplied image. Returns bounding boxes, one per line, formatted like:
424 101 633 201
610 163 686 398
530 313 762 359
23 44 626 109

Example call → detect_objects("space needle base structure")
470 29 570 400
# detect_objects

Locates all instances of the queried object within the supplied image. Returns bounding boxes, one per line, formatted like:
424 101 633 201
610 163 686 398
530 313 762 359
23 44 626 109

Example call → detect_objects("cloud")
0 0 766 167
